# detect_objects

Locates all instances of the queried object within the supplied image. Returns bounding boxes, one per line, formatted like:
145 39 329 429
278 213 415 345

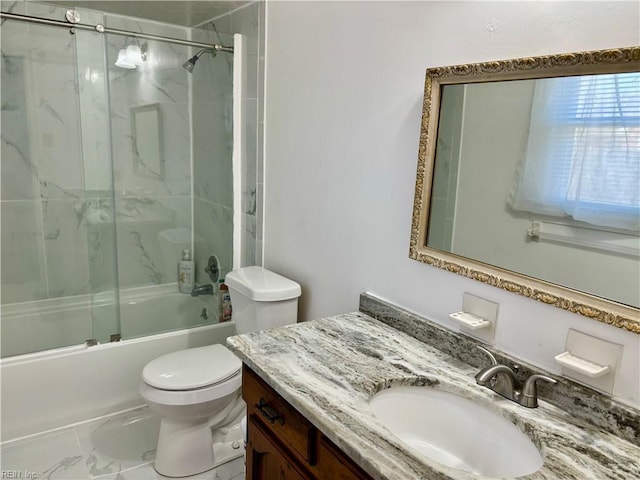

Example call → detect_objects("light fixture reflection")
125 44 146 66
115 49 136 69
114 40 147 69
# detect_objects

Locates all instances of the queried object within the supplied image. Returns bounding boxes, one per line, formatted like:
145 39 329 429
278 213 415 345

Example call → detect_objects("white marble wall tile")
1 52 37 201
1 16 86 201
114 195 186 287
26 29 86 198
0 428 90 480
241 213 257 267
42 199 91 298
103 13 188 40
193 57 233 208
255 240 263 265
76 30 112 193
193 135 233 207
224 3 259 54
191 21 233 47
75 408 160 478
86 198 117 293
159 101 192 196
0 1 24 17
1 0 245 319
2 1 94 24
107 41 192 198
22 1 104 25
211 2 263 265
156 196 191 230
194 198 233 283
0 200 48 304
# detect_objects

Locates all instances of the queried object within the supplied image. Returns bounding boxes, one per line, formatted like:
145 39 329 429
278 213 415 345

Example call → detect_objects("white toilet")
139 266 301 477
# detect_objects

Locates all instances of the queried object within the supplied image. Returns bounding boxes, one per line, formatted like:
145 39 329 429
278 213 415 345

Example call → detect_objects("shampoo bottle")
178 249 194 294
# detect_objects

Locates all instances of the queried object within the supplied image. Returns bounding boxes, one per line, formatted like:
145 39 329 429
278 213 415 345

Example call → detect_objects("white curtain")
507 73 640 233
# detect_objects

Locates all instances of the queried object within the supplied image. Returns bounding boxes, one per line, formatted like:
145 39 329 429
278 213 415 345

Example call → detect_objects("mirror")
409 47 640 334
131 103 164 179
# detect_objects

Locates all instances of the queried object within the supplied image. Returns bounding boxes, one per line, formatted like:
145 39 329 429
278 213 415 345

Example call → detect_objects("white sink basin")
369 386 543 478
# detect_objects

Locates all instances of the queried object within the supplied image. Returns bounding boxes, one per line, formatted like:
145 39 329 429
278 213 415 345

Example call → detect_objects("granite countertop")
227 312 640 480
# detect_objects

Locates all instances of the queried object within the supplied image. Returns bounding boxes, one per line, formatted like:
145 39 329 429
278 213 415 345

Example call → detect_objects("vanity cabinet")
243 366 373 480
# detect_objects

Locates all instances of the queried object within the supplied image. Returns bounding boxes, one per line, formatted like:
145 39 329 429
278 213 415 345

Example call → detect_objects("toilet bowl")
139 344 245 477
139 266 301 477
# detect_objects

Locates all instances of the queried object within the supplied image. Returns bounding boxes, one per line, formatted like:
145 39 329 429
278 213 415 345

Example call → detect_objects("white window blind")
507 72 640 233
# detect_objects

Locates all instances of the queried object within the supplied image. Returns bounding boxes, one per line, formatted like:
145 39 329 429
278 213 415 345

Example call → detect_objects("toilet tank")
225 267 301 335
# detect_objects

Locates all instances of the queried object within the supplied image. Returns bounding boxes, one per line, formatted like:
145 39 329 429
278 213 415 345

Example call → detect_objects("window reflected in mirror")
427 73 639 309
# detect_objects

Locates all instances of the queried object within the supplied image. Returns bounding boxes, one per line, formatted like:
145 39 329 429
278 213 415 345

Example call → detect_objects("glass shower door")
102 23 235 339
0 8 120 355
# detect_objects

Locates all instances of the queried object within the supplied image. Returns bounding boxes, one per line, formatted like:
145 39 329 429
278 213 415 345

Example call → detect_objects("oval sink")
369 386 543 478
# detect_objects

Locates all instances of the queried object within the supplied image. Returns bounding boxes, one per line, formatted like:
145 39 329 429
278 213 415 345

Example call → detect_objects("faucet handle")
520 374 557 407
476 345 498 365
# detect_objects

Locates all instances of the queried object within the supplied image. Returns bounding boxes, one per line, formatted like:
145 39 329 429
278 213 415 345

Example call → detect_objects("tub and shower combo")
0 2 251 460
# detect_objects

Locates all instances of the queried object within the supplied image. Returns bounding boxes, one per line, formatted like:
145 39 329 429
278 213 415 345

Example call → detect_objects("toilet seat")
139 369 241 406
140 344 242 406
143 344 241 390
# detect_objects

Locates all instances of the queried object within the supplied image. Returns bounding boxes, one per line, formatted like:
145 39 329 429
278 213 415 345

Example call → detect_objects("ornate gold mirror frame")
409 46 640 334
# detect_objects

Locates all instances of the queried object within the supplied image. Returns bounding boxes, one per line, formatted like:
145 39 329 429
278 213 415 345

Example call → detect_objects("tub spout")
191 284 213 296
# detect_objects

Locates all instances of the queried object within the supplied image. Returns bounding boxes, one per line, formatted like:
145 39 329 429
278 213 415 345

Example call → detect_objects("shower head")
182 49 216 73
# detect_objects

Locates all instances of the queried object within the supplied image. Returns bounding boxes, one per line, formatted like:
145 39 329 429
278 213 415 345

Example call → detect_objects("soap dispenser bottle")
178 249 194 293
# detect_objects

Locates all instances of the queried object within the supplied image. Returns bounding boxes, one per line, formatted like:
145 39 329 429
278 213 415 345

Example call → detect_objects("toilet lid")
142 344 241 391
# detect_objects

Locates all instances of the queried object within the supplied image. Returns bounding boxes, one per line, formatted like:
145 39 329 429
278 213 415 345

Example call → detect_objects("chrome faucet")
191 283 213 297
475 346 557 408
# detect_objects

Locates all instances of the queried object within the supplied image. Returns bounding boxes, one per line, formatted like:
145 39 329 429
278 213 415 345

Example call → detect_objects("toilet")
139 266 301 477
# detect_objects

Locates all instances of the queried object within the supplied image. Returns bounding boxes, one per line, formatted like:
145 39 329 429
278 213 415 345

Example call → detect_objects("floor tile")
98 457 245 480
1 428 90 480
75 408 160 478
1 408 245 480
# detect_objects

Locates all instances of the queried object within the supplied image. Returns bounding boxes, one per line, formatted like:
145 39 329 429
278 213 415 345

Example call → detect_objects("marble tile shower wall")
1 2 107 305
200 1 264 268
1 2 240 310
1 2 242 353
103 14 196 289
191 25 235 283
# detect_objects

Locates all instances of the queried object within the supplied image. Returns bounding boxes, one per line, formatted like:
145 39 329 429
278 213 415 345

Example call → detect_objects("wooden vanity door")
246 417 312 480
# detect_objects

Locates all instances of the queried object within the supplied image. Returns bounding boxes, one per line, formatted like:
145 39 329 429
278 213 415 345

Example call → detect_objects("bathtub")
0 285 236 442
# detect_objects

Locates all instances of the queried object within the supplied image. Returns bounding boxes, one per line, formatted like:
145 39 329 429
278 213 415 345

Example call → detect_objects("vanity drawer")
316 435 373 480
243 366 316 464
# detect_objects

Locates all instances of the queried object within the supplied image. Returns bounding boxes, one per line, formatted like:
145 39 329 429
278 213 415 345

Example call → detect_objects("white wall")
262 1 640 406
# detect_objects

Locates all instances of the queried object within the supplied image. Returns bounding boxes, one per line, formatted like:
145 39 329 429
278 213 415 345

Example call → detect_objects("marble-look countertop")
227 312 640 480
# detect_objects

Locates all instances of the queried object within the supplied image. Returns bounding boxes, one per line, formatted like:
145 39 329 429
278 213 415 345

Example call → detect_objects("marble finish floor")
0 407 244 480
